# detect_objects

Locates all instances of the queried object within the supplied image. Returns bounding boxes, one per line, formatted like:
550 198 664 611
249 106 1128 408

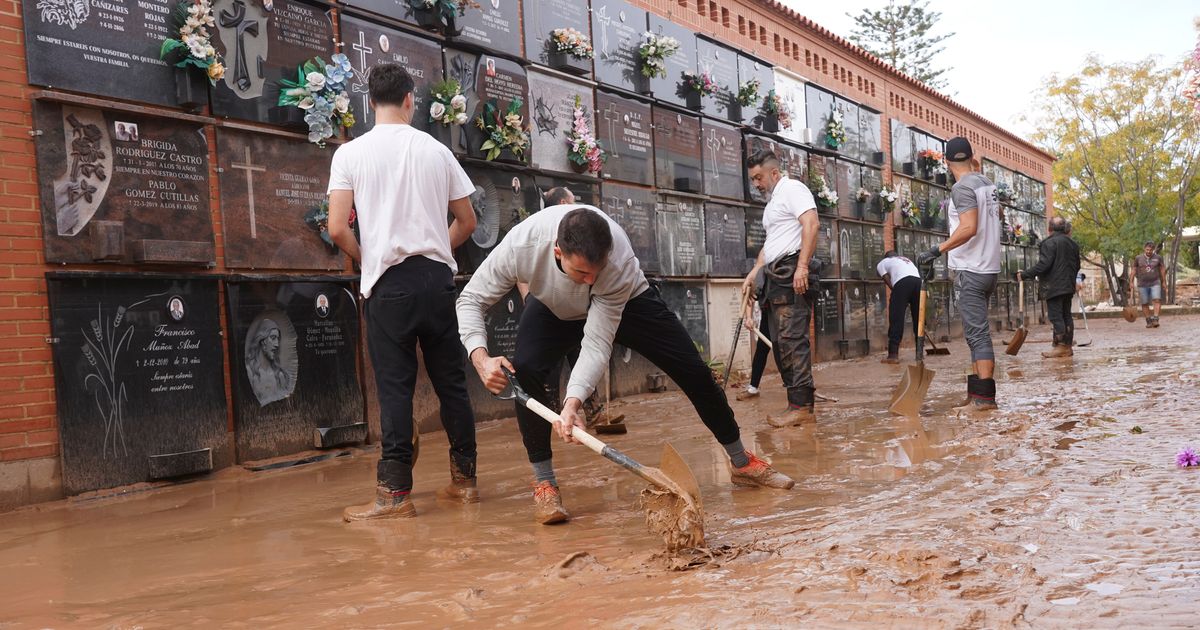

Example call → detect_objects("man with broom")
457 205 795 525
1017 216 1081 358
917 137 1003 411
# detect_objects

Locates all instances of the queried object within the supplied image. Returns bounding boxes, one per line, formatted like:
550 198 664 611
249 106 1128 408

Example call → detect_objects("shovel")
495 367 704 550
1076 294 1093 347
889 268 935 418
1122 284 1138 323
923 292 951 356
721 288 751 390
1005 279 1028 355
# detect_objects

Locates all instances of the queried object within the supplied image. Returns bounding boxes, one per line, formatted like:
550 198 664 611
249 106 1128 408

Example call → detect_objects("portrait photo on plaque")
243 310 299 407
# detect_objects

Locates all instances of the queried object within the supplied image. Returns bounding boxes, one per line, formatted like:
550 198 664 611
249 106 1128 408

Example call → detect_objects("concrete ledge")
1076 306 1200 320
0 457 63 513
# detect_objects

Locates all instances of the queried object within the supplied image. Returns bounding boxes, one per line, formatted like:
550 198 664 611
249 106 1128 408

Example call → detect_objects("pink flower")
1177 446 1199 467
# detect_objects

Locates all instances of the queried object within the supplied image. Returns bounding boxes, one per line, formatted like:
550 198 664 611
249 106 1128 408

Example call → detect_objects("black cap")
945 137 973 162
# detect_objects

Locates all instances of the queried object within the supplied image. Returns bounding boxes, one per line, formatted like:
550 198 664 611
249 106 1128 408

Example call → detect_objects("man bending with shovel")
458 205 794 525
917 137 1003 411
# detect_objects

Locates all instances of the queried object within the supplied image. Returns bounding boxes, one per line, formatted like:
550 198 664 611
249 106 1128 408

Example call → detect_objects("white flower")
454 112 469 125
305 72 326 90
450 94 466 111
430 102 446 119
286 87 309 99
297 96 316 110
186 37 207 59
334 92 350 113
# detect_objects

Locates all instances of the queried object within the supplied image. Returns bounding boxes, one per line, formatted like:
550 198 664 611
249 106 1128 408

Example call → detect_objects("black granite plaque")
653 108 701 193
444 47 479 154
340 14 444 138
860 108 882 163
772 69 807 143
590 0 647 92
835 159 858 219
523 0 591 70
338 0 428 29
600 182 658 273
455 283 528 419
48 275 230 493
705 202 746 277
814 281 841 362
806 84 835 147
209 0 334 124
866 281 889 351
657 281 709 357
809 154 836 217
23 0 187 107
450 0 522 58
745 205 765 262
701 120 743 200
864 224 885 272
929 187 949 233
838 221 864 279
595 91 653 185
456 166 539 273
835 96 859 158
841 281 868 357
533 174 599 206
895 228 916 257
527 69 593 174
656 194 706 276
462 54 529 163
816 216 838 278
33 101 214 265
216 129 339 270
646 15 695 107
226 279 362 461
891 120 913 172
696 37 737 119
737 54 774 120
860 166 884 222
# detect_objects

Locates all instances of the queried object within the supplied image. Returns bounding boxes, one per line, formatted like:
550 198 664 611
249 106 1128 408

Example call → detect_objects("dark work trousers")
364 256 477 492
1045 294 1075 346
764 275 815 408
512 288 741 464
887 276 922 354
748 304 772 388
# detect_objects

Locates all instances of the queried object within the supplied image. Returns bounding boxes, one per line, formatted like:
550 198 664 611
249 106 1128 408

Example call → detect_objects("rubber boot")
437 454 479 503
343 486 417 521
881 344 900 364
967 374 998 410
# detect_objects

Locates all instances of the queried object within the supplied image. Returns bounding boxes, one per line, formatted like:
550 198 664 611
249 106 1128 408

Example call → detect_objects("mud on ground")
0 316 1197 628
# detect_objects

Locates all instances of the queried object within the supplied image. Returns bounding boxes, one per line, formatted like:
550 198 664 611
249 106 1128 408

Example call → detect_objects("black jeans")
364 256 476 491
749 304 771 388
887 276 922 354
764 275 815 408
1045 294 1075 345
512 288 740 464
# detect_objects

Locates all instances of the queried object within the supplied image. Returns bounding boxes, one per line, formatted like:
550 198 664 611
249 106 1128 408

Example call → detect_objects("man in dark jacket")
1018 216 1081 358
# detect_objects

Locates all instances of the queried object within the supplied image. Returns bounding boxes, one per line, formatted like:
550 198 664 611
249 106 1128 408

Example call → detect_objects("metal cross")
230 146 266 239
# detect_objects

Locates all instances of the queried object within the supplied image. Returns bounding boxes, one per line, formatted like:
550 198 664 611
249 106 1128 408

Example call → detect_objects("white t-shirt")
876 255 920 286
947 172 1002 274
761 176 817 264
327 124 475 298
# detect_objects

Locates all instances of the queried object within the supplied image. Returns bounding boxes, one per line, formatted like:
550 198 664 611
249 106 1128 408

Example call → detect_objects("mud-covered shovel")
1076 294 1093 347
1005 279 1028 355
889 269 935 418
496 367 704 550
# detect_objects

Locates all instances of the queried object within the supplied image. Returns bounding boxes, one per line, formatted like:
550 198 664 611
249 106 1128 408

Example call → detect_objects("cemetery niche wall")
455 167 539 273
339 14 445 139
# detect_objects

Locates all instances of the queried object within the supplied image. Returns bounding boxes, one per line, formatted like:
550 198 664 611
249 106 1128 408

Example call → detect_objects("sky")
779 0 1198 141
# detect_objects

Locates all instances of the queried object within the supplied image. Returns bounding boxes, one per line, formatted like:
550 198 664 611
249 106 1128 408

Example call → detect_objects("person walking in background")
876 251 922 364
326 64 482 521
917 137 1003 412
736 299 772 401
1131 241 1167 328
1018 216 1081 358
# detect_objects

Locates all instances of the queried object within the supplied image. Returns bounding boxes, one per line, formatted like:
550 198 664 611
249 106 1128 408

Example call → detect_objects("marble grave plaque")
657 281 709 357
656 193 706 276
455 166 539 273
590 0 647 92
527 69 594 174
463 54 530 163
653 108 701 193
646 15 695 107
340 15 444 139
523 0 591 70
696 37 737 119
450 0 523 58
600 182 657 273
595 91 653 185
705 202 747 277
701 120 743 200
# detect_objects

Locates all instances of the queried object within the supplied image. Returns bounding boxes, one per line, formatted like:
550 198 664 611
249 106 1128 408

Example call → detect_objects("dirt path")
1 316 1197 628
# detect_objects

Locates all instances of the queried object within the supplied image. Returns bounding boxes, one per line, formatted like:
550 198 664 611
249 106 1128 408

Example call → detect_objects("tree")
1027 55 1200 305
846 0 954 91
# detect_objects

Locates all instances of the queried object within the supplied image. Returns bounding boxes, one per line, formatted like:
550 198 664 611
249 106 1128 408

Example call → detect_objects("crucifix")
600 101 622 159
218 0 260 92
231 146 266 239
350 30 375 124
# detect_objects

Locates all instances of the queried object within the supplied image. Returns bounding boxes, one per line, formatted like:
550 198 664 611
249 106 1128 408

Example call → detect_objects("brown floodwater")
2 315 1199 627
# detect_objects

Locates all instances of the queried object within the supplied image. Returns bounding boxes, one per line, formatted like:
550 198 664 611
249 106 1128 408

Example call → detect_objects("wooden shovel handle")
523 396 607 456
917 288 927 338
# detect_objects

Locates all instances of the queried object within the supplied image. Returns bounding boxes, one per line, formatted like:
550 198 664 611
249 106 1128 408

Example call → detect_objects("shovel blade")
1123 306 1138 322
889 363 935 418
658 443 702 510
1005 326 1028 355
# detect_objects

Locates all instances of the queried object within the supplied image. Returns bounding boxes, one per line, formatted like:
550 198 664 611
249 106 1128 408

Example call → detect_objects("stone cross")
218 0 260 92
231 146 266 239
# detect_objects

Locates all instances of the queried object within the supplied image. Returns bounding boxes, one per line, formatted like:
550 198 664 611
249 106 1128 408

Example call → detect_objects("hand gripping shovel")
496 367 704 550
1005 279 1028 355
889 268 936 418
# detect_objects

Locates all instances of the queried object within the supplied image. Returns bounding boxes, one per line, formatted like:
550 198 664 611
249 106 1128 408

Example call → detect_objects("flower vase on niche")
761 114 779 133
443 13 463 37
546 28 593 76
174 68 207 112
854 200 866 220
413 6 438 30
902 162 916 176
728 101 743 124
935 173 948 186
548 51 591 75
268 105 307 129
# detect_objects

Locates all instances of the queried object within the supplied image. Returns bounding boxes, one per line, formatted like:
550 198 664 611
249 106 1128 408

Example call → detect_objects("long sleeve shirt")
456 204 650 402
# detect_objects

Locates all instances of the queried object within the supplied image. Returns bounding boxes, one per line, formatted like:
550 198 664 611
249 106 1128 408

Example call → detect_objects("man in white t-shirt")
326 64 481 521
742 150 820 428
916 137 1002 411
875 251 922 364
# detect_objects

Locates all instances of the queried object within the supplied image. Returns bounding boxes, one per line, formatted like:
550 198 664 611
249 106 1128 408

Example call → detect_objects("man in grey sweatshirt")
458 204 794 524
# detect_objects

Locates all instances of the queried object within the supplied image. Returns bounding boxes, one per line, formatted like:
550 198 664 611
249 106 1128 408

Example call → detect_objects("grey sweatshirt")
456 204 650 402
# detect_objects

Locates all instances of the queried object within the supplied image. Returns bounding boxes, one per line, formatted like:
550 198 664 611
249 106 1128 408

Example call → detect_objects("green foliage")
846 0 954 91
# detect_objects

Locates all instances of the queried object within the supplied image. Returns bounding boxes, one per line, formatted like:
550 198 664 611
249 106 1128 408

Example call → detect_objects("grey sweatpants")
952 270 998 363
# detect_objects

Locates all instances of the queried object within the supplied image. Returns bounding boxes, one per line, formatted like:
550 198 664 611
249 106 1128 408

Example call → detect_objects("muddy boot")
343 486 417 522
437 455 479 504
735 386 760 401
1041 343 1073 359
731 452 795 489
1146 317 1154 328
967 375 998 410
1151 316 1160 328
881 343 900 364
532 480 570 524
767 406 816 427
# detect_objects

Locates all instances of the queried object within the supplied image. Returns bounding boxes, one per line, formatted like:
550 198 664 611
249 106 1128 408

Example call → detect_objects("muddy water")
2 316 1199 627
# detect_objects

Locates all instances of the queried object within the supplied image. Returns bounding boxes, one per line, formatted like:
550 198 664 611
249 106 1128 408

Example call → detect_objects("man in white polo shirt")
742 150 821 428
876 251 922 364
326 64 481 521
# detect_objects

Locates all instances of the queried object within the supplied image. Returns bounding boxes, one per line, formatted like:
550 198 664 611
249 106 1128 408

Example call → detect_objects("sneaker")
437 457 480 504
532 480 570 524
767 406 816 428
730 452 795 489
1146 317 1154 328
1152 316 1161 328
735 388 760 401
343 486 417 522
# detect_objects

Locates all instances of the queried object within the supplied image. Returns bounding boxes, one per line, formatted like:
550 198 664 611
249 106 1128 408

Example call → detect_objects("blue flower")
331 53 353 73
326 64 347 85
